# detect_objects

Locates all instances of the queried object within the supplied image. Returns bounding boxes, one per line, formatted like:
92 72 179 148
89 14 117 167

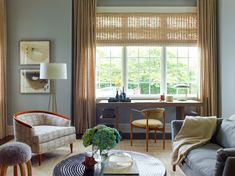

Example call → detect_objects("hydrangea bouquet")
82 125 121 156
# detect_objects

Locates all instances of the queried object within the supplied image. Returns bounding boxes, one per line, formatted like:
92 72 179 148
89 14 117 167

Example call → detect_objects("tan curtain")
198 0 218 116
0 0 7 139
73 0 96 134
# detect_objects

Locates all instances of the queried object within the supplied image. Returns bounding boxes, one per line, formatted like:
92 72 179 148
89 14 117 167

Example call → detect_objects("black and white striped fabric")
53 153 103 176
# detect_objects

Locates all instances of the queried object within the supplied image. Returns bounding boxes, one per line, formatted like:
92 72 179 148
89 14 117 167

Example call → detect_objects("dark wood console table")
96 100 203 129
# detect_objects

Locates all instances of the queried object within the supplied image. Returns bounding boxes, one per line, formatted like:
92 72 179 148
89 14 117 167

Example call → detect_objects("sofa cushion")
132 119 163 128
32 126 75 144
184 143 222 176
215 119 235 148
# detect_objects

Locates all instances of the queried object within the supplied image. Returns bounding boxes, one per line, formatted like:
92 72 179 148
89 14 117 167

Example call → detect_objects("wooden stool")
0 142 32 176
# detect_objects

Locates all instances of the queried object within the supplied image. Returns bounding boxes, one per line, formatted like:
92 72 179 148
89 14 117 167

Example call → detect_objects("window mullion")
122 47 128 92
148 49 151 94
160 47 167 95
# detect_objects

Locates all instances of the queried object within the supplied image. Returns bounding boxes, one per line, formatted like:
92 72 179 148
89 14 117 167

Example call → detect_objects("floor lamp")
40 63 67 112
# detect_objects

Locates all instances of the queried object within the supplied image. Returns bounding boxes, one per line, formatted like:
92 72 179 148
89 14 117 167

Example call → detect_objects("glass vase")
92 145 109 163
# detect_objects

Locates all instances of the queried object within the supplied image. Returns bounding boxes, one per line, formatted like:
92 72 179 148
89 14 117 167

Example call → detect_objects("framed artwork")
20 69 50 93
20 41 50 65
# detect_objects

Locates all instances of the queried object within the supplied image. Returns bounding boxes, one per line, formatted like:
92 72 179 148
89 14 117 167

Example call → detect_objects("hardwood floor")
0 135 13 145
4 139 184 176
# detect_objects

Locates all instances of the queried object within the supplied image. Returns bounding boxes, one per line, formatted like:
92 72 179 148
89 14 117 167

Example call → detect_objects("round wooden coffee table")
53 150 166 176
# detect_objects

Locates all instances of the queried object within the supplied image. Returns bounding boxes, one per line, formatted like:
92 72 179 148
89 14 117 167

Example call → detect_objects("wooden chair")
130 108 165 152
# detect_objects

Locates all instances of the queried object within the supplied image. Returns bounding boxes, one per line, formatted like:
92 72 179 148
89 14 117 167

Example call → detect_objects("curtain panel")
198 0 218 116
0 0 7 139
73 0 96 134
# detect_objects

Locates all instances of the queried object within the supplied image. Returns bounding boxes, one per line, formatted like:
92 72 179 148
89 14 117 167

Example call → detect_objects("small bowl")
108 152 133 169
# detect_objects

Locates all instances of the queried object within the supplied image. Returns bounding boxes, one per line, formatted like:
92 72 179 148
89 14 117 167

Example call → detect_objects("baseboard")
77 123 172 139
0 135 14 145
120 132 171 139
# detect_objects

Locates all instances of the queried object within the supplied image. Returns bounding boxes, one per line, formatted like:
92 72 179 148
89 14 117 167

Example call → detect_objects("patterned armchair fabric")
13 110 76 154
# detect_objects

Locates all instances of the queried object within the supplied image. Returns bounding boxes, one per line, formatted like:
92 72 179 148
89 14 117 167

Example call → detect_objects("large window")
96 46 198 99
96 11 199 99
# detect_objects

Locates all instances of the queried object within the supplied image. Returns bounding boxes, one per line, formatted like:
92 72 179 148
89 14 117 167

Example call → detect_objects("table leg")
176 106 185 120
115 106 119 130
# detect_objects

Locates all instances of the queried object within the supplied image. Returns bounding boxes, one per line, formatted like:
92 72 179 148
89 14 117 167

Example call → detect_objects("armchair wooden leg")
37 154 42 166
14 165 18 176
154 129 157 143
163 129 165 150
130 124 133 146
26 160 32 176
0 165 8 176
173 164 176 171
146 127 149 152
70 143 73 153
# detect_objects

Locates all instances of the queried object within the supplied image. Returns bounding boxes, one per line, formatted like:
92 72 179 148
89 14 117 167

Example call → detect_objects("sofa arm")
171 120 183 142
215 148 235 176
222 157 235 176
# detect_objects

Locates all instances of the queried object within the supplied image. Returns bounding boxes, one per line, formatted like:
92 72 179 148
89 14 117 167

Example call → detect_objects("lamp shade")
40 63 67 80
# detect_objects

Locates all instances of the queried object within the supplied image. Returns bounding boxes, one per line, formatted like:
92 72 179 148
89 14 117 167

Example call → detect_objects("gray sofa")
171 118 235 176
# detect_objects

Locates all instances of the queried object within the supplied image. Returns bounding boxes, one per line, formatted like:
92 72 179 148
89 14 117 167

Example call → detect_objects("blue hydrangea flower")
82 125 121 153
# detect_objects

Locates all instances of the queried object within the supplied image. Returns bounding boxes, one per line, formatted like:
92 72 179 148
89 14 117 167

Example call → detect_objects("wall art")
20 69 50 93
20 41 50 65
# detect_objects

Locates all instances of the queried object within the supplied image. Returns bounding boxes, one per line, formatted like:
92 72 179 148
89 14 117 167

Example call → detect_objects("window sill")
96 96 199 102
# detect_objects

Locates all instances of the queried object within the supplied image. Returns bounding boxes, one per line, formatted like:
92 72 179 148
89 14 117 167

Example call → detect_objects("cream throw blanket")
172 116 217 166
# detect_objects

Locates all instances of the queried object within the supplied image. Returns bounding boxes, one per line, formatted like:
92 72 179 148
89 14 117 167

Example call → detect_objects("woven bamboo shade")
96 13 198 46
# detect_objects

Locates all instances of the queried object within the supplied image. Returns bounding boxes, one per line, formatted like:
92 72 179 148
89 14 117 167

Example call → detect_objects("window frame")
96 45 199 100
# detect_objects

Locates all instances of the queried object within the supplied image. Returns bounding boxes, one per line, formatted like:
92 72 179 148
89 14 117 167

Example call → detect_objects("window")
96 11 199 99
96 46 198 99
127 47 161 95
166 47 198 95
96 47 122 97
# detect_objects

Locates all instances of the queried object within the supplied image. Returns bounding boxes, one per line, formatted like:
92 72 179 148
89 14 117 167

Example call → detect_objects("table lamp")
40 63 67 112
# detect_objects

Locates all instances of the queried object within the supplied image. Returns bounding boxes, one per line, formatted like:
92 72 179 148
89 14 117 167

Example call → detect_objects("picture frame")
20 69 50 94
20 40 50 65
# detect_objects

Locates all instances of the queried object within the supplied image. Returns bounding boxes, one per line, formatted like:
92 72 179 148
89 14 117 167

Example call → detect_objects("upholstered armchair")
13 110 76 165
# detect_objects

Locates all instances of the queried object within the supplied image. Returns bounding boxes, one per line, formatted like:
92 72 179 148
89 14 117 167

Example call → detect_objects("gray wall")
218 0 235 117
7 0 72 124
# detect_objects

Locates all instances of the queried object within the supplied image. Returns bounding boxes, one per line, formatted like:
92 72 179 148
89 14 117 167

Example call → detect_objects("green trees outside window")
96 46 198 98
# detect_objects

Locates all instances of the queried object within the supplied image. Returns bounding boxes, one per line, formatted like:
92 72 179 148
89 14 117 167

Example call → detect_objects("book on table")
103 160 139 175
